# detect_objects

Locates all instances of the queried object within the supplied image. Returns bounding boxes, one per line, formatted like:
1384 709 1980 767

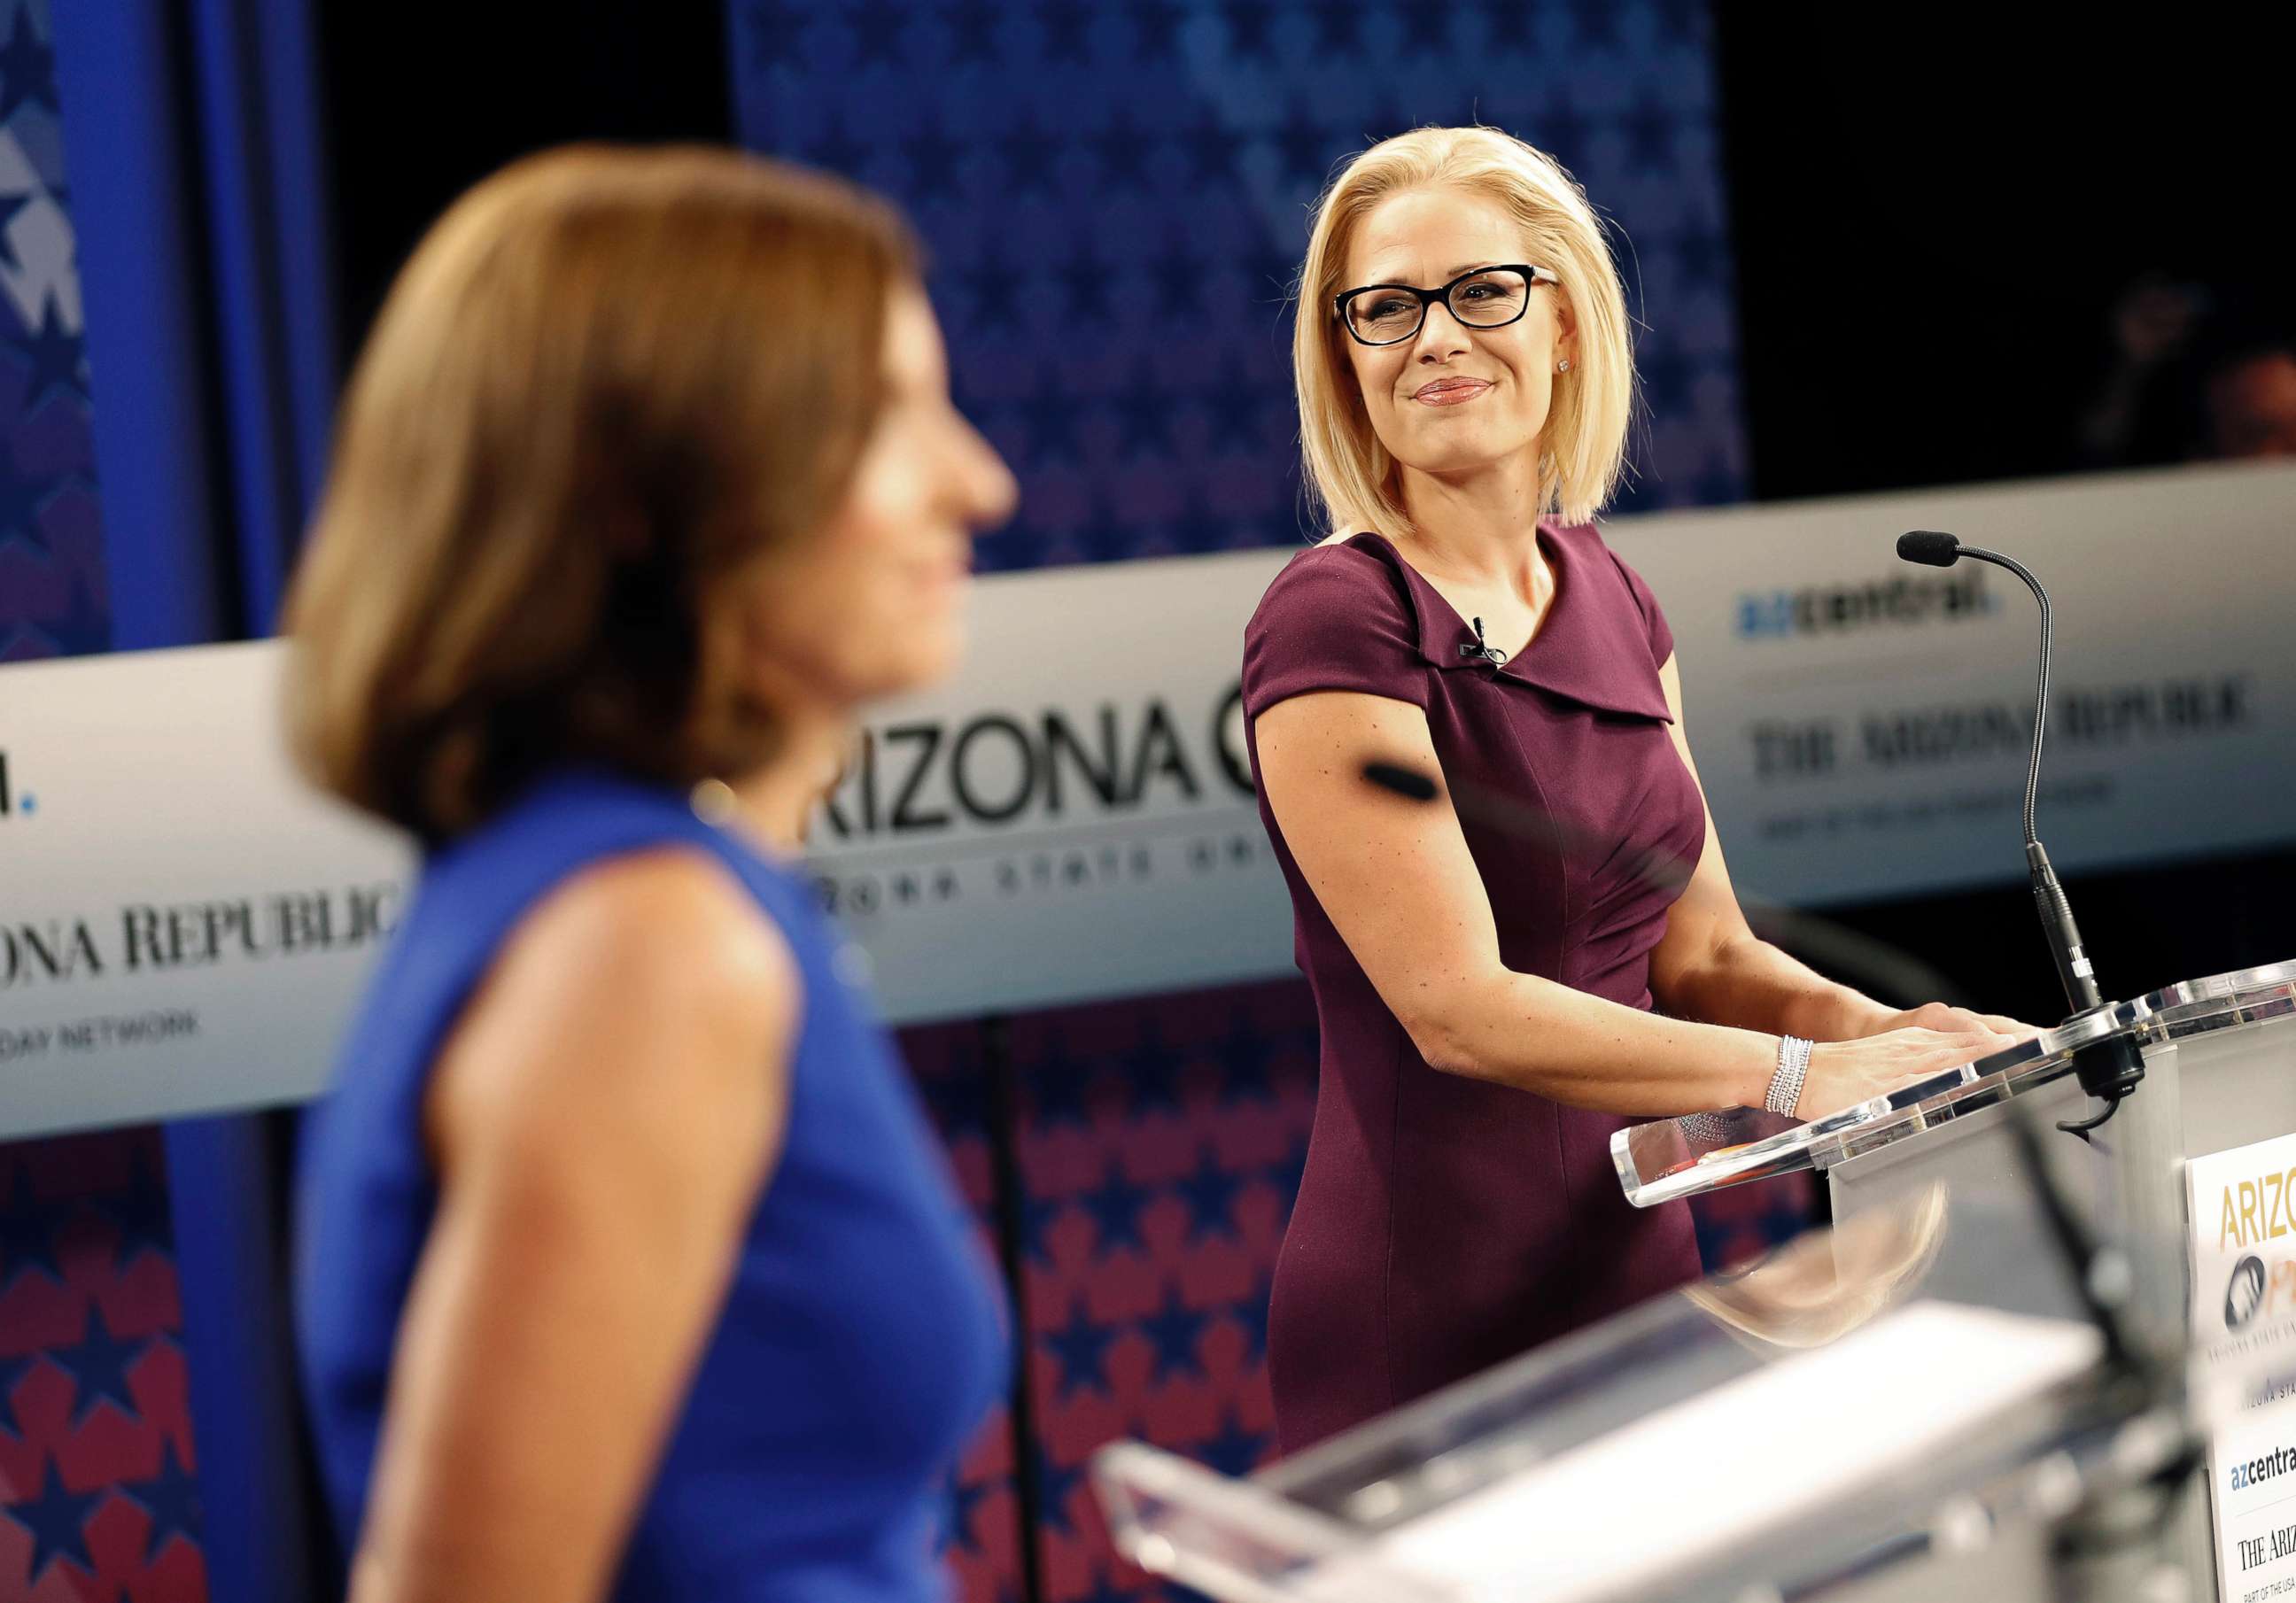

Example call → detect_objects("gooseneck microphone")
1896 530 2144 1128
1895 530 2086 1003
1893 530 1962 569
1895 532 2059 863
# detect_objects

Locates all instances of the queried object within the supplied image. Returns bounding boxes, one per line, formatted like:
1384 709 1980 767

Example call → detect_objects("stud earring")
1556 358 1571 373
690 778 740 826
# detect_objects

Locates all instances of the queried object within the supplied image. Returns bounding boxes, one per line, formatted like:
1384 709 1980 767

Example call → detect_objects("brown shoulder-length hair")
283 143 916 845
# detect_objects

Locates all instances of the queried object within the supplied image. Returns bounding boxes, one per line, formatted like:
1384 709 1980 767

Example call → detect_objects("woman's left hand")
1867 1002 2045 1043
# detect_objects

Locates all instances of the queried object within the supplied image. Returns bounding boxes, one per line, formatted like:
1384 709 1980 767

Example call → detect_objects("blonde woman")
290 148 1016 1601
1243 127 2024 1451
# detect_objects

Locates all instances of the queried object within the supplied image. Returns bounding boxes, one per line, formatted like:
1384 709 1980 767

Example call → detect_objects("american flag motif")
0 1130 204 1603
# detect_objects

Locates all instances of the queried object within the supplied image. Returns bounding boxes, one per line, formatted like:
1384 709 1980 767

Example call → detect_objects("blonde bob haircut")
1293 126 1634 533
284 144 915 845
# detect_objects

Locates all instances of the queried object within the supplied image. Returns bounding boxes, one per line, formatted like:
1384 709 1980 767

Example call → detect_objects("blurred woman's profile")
286 143 1017 1603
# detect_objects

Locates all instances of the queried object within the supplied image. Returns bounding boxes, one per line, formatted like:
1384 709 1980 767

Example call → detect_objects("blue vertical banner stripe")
182 0 335 631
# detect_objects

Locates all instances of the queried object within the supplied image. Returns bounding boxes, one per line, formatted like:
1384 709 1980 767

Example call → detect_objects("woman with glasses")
289 146 1017 1600
1242 127 2026 1452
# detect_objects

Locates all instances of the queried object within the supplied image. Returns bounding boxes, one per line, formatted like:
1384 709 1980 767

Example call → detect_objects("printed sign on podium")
2190 1133 2296 1601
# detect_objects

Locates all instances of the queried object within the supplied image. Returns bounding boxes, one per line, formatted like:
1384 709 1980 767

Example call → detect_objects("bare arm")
1253 687 2013 1119
1253 687 1778 1114
346 848 799 1603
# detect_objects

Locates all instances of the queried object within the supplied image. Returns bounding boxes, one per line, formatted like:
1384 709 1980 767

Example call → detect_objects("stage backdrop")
12 453 2292 1601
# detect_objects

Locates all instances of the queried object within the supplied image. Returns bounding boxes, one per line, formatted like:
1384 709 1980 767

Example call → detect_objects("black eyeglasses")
1332 264 1559 347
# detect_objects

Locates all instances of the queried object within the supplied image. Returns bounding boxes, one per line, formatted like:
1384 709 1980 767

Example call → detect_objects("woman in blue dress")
286 145 1018 1603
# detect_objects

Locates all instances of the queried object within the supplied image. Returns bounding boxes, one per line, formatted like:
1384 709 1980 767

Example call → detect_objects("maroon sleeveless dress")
1242 523 1708 1453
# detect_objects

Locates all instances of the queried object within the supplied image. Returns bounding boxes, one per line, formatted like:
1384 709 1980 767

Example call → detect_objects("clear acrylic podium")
1610 962 2296 1234
1094 1174 2201 1603
1606 960 2296 1601
1091 963 2296 1603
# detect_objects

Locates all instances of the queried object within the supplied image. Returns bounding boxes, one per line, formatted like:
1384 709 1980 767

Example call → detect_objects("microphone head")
1897 530 1962 567
1362 761 1439 802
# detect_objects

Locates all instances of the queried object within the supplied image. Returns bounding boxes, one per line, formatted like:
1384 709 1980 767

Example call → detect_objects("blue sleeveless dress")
294 770 1006 1602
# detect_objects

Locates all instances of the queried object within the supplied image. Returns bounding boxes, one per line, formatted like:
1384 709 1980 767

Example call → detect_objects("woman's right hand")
1797 1026 2021 1121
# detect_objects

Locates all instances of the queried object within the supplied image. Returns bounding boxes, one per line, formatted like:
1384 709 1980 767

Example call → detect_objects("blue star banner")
728 0 1749 573
0 0 105 661
902 980 1317 1603
0 4 206 1599
1004 980 1312 1603
0 1129 206 1601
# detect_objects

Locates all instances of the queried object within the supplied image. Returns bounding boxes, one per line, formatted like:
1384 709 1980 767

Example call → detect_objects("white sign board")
0 643 413 1136
803 545 1292 1020
2188 1133 2296 1601
4 461 2294 1138
1622 461 2296 905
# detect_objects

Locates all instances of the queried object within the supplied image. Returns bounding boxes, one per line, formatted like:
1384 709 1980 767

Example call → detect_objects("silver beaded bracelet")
1765 1034 1814 1119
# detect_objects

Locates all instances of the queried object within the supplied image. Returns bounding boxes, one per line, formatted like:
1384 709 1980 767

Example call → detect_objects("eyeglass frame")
1331 263 1561 348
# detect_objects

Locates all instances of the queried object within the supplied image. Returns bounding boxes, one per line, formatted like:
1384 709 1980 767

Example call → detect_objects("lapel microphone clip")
1461 616 1509 669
